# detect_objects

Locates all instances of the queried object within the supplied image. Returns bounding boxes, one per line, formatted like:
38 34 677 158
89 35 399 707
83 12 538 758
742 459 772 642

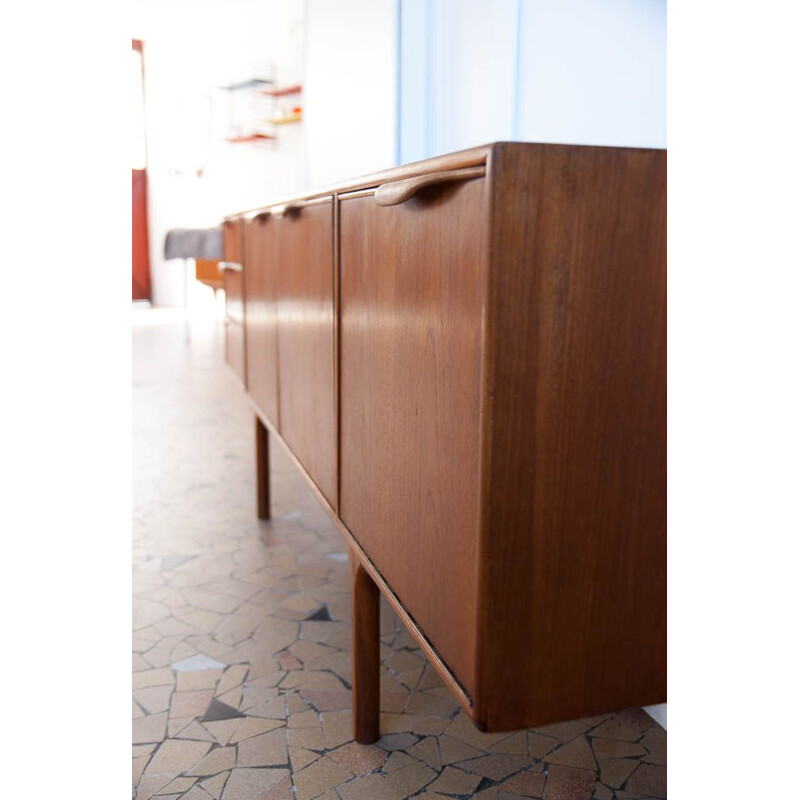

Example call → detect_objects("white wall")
429 0 518 156
135 0 400 305
304 0 398 187
517 0 666 148
397 0 428 165
398 0 666 159
133 0 307 307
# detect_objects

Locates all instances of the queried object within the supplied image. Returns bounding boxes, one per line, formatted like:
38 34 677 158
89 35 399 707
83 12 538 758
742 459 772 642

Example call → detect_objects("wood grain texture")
349 548 381 744
243 216 280 427
474 143 667 729
222 265 244 323
339 177 488 697
222 218 242 265
276 200 337 507
224 319 246 387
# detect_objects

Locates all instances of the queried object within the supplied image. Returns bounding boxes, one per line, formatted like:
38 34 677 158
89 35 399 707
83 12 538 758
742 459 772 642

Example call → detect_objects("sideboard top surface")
222 141 665 222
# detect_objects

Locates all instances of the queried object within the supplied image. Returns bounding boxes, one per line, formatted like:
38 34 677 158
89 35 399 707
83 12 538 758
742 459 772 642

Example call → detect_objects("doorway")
132 39 151 301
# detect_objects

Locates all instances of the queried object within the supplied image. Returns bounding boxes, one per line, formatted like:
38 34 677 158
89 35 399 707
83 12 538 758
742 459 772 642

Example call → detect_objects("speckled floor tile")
133 312 667 799
293 756 353 800
498 767 547 798
220 767 288 800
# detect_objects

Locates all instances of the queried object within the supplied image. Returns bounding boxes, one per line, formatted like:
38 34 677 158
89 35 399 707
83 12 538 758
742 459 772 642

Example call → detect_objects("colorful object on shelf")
225 133 275 143
261 83 302 97
266 111 302 125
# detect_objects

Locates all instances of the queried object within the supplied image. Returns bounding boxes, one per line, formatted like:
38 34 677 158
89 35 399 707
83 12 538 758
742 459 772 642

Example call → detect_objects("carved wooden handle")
270 202 298 219
374 166 485 207
246 210 271 223
248 200 312 220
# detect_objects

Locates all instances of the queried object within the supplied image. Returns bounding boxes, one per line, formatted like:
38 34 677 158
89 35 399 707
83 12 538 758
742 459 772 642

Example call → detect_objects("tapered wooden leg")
255 416 271 520
349 550 380 744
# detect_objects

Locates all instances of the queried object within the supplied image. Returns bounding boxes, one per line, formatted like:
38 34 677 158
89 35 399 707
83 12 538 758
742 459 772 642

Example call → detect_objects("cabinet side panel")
339 181 487 695
478 143 667 729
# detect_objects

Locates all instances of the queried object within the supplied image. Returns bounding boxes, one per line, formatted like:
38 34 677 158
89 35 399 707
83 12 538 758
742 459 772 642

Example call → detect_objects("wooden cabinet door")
222 220 246 386
276 200 336 507
339 178 488 695
243 216 280 428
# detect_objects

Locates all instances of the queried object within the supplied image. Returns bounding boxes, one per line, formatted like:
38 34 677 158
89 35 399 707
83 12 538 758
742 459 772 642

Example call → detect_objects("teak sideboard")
220 142 666 743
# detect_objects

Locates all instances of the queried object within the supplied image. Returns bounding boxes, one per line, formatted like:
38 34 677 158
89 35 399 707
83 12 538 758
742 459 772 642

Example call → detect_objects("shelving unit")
219 76 277 144
217 74 303 143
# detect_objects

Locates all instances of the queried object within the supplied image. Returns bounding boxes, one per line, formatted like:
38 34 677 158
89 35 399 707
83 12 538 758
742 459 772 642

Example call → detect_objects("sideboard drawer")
244 215 280 428
222 268 244 324
339 175 488 695
222 216 242 264
276 199 336 508
221 219 246 386
224 316 246 386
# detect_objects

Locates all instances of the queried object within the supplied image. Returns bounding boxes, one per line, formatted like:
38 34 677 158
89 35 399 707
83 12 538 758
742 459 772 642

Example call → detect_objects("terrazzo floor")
132 308 667 800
